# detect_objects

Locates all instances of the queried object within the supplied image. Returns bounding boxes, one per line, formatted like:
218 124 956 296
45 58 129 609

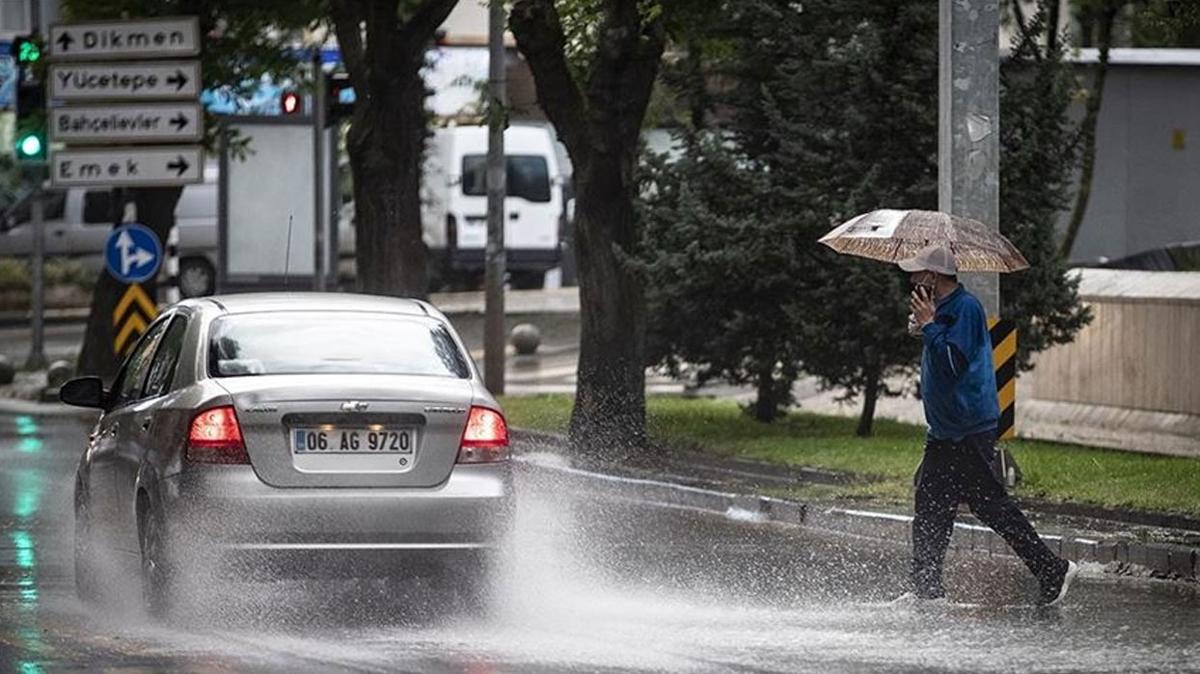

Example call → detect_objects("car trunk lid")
214 374 473 488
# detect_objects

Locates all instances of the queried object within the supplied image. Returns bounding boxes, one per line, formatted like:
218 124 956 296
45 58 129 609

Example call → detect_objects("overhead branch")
331 0 370 98
587 2 666 151
510 0 589 159
399 0 460 69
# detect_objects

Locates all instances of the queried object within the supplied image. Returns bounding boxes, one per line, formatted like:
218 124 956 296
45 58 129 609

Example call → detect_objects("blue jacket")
920 285 999 440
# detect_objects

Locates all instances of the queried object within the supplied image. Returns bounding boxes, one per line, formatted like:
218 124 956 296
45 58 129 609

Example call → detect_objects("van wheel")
178 258 215 298
510 270 545 290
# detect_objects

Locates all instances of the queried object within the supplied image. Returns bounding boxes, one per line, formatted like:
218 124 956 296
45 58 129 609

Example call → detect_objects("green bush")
0 257 97 292
0 258 30 291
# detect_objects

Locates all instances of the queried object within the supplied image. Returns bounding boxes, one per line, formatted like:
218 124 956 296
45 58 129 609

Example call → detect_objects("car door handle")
140 418 152 431
509 212 519 220
53 230 66 237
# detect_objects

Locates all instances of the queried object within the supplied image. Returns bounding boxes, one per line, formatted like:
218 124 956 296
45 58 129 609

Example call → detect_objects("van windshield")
462 155 552 203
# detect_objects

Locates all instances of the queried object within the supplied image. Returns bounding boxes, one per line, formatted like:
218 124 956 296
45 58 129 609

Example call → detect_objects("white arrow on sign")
49 61 201 101
51 146 205 188
50 103 203 144
115 229 156 276
49 17 200 61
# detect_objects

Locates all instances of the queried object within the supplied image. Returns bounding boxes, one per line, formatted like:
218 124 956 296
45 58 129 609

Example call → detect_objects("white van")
422 124 566 289
0 166 220 297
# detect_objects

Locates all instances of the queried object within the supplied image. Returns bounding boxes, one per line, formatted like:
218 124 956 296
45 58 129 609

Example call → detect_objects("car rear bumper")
158 461 514 572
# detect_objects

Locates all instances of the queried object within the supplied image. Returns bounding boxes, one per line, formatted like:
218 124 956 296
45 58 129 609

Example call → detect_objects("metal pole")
939 0 1000 317
25 187 47 370
484 0 508 394
313 50 327 292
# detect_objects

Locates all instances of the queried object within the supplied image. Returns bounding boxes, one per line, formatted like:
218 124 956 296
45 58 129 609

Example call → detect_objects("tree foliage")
643 0 1092 434
640 137 808 422
1000 0 1093 369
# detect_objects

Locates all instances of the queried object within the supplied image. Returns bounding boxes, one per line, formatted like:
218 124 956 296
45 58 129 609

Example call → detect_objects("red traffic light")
281 91 301 115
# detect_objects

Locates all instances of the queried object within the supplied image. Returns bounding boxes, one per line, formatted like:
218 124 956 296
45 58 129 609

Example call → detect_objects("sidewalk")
512 429 1200 584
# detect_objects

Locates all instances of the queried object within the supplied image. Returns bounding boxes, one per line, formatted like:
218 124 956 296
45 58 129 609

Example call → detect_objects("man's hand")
910 287 936 329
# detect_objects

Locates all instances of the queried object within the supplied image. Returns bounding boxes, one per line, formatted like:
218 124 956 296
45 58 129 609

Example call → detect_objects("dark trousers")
911 431 1066 597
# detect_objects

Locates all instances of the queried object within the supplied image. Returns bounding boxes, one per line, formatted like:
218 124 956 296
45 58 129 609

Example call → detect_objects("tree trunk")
856 367 881 437
1060 6 1117 259
568 153 647 455
753 363 777 423
347 76 429 299
77 187 183 381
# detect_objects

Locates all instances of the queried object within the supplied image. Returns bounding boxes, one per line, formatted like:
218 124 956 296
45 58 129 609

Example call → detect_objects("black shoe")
1038 561 1080 607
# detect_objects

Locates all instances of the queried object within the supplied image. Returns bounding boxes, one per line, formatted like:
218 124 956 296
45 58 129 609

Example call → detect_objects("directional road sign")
50 102 203 144
105 223 162 284
49 61 201 101
51 146 204 187
49 17 200 61
112 283 158 356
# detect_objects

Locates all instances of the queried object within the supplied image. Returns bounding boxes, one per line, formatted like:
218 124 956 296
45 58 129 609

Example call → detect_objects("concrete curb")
514 454 1200 584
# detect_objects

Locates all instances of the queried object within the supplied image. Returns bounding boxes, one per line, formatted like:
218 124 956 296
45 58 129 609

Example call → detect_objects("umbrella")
818 209 1030 273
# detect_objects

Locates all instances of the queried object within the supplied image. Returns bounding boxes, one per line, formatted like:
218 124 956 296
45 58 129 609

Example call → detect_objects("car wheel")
138 504 175 619
178 258 215 298
73 489 98 604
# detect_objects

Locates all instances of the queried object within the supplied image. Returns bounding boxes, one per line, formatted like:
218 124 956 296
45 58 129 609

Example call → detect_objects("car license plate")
291 428 415 454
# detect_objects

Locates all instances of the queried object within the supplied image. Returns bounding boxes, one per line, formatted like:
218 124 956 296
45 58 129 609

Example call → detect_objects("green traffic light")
16 133 43 159
17 40 40 64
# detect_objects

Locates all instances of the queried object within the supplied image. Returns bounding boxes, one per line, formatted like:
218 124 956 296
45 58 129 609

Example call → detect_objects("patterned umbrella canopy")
818 209 1030 273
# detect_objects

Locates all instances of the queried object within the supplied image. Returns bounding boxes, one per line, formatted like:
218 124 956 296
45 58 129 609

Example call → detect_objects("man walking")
900 244 1078 606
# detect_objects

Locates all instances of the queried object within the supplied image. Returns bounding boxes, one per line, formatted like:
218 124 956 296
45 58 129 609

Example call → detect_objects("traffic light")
326 72 355 124
10 35 46 162
280 90 301 115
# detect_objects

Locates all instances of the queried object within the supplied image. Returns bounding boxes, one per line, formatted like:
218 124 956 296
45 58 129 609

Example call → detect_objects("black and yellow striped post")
113 283 158 358
988 318 1016 440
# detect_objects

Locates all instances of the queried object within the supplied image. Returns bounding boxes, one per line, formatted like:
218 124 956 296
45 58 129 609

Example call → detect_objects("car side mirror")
59 377 109 409
0 214 13 233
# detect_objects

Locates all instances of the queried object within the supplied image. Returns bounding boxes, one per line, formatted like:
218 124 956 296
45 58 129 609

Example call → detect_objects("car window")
7 189 66 224
461 155 552 203
208 312 471 379
112 319 170 407
143 317 188 398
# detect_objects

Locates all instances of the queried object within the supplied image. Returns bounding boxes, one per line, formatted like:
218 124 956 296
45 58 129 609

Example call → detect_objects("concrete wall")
1065 61 1200 264
1023 270 1200 416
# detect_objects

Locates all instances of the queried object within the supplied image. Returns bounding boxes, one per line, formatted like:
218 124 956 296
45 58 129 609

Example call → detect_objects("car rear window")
207 313 471 379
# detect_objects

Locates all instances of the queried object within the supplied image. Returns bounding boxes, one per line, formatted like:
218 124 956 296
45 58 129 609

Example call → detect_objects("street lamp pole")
939 0 1000 317
484 0 508 394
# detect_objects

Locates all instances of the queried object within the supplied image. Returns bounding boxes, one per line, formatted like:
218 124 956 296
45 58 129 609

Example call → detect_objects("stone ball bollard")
47 360 74 388
510 323 541 356
0 355 14 385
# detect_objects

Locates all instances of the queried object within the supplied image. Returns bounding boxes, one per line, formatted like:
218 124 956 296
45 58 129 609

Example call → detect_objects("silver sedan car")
61 293 513 616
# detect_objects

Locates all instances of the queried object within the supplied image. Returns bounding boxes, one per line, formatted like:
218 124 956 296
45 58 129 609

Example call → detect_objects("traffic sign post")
52 146 204 187
51 102 203 144
49 61 201 100
48 15 205 361
104 223 163 284
49 17 200 61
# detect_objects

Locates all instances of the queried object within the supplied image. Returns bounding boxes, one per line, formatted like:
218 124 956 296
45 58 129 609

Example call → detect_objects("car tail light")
457 405 509 463
186 406 249 464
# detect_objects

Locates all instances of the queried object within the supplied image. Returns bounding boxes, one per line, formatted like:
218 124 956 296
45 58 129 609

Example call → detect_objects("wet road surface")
1 411 1198 673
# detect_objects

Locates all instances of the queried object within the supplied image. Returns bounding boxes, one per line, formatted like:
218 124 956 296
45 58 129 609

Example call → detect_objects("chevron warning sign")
113 283 157 357
988 318 1017 440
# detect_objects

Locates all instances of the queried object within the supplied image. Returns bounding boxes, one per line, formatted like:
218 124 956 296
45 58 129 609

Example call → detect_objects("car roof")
183 292 435 317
